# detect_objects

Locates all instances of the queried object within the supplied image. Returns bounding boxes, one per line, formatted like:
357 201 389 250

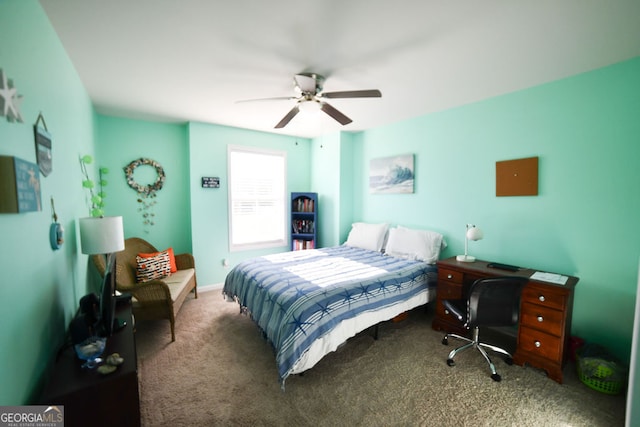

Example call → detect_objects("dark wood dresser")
432 256 579 383
40 302 140 426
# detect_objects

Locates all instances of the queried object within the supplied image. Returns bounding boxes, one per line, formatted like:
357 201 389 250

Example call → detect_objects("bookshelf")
291 192 317 251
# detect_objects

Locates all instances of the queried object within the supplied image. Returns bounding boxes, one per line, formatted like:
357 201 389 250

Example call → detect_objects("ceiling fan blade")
274 105 300 128
321 89 382 99
236 96 297 103
294 74 318 94
320 102 352 126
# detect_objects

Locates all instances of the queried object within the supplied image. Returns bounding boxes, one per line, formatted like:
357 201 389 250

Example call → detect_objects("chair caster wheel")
447 359 455 367
442 337 448 345
491 373 502 382
505 357 513 365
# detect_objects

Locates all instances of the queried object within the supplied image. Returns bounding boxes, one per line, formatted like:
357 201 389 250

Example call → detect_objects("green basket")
576 345 625 395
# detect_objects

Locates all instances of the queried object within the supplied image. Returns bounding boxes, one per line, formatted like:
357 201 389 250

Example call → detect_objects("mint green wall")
96 116 192 253
338 133 356 244
188 122 311 286
310 133 340 247
0 1 97 404
323 57 640 363
310 132 358 247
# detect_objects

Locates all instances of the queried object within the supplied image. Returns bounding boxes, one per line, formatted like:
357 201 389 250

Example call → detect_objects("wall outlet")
222 258 229 268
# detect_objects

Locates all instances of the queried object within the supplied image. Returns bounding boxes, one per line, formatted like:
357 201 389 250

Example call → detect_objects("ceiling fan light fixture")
246 72 381 128
298 99 322 113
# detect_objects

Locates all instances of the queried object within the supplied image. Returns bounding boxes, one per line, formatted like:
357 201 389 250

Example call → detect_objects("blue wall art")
369 154 414 194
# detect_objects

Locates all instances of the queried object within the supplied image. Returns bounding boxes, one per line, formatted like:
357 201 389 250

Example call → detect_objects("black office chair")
441 276 528 381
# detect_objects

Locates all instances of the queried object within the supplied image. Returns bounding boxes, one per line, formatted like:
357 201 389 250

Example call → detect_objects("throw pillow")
136 251 171 282
138 247 177 273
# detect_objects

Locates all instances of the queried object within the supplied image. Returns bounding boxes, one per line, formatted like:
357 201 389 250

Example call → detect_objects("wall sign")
0 156 42 213
201 177 220 188
34 112 52 176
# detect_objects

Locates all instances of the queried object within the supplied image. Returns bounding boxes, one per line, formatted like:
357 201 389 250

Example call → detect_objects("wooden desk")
432 257 578 383
40 302 140 426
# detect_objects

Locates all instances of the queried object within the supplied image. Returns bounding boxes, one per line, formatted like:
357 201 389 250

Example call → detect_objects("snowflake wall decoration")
0 68 24 123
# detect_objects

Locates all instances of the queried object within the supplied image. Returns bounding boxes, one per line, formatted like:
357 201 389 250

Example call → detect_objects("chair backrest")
92 237 158 289
467 276 529 328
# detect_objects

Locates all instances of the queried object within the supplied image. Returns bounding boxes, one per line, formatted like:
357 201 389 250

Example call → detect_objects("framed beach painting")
369 154 414 194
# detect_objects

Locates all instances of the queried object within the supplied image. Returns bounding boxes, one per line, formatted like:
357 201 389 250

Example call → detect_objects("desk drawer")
438 282 462 300
518 326 562 361
438 268 463 283
522 284 567 311
435 297 465 330
520 302 563 337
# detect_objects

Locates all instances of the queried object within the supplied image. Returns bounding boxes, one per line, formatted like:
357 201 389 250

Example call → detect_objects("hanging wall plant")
79 154 109 217
123 158 165 232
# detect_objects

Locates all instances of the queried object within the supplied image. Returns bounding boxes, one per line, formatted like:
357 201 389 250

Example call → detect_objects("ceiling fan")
239 73 382 129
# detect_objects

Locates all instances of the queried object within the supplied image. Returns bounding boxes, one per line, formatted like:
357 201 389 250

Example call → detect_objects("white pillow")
344 222 389 252
385 226 446 264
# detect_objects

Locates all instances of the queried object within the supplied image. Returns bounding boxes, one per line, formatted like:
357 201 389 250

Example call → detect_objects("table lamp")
456 224 483 262
79 216 125 336
79 216 125 257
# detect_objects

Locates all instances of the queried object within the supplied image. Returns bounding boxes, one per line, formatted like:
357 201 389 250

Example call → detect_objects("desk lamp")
456 224 483 262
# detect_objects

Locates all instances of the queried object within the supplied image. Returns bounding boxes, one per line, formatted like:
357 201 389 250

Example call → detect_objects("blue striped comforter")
222 245 437 386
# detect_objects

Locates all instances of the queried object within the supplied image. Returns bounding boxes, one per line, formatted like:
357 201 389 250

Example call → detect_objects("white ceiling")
39 0 640 139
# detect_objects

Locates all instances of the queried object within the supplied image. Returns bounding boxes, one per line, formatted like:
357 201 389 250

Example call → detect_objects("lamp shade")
79 216 125 255
467 226 484 241
456 224 483 262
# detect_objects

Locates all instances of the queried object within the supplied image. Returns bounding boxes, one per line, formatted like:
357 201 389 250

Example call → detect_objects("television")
98 253 125 336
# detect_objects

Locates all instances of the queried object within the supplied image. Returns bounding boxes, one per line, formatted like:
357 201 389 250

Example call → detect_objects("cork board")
496 156 538 196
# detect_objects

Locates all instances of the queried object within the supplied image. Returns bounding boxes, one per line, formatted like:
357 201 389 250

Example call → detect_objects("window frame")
227 144 288 252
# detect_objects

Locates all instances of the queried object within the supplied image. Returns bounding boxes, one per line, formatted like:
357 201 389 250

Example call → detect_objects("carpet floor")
135 289 626 426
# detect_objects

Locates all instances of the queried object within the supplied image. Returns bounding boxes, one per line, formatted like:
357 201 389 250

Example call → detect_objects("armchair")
92 237 198 341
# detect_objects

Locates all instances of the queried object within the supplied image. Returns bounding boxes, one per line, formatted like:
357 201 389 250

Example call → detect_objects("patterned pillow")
136 251 171 282
138 248 177 273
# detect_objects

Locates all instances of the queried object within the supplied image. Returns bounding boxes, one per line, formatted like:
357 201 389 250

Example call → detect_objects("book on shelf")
294 197 315 213
293 239 315 250
291 192 317 251
292 219 314 234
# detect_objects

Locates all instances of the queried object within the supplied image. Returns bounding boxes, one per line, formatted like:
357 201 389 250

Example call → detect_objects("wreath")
124 158 165 195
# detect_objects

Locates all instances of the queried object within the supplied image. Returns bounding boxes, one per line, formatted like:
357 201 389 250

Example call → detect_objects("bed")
222 223 444 388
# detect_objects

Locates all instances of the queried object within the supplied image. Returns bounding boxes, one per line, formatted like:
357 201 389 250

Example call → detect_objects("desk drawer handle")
538 295 546 302
534 340 541 348
447 274 453 279
537 315 544 322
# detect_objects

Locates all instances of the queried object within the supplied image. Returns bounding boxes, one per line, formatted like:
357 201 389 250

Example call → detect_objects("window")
228 145 287 251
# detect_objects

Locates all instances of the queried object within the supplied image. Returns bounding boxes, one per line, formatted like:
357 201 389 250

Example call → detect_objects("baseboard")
198 283 224 293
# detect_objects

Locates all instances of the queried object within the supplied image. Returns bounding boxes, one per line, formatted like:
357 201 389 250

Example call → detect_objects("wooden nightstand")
433 257 579 383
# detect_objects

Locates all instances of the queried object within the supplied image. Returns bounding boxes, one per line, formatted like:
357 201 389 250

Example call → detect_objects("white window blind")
228 145 287 251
